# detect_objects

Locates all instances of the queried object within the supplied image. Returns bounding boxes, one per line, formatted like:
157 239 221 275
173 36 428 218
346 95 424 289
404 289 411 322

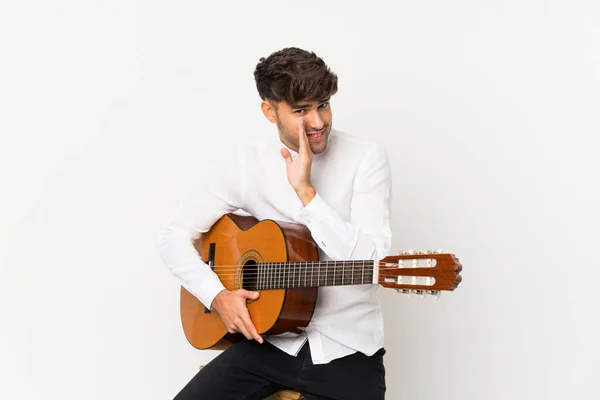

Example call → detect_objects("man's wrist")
296 185 316 206
210 289 228 311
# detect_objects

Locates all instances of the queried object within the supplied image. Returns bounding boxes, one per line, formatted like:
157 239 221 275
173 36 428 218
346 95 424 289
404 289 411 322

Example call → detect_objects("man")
157 47 392 399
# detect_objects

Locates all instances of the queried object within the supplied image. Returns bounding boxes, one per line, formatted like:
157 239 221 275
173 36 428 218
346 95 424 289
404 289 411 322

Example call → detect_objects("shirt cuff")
293 193 330 225
193 275 227 310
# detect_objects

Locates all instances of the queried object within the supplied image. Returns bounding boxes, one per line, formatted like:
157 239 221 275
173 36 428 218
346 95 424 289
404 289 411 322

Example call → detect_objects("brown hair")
254 47 338 105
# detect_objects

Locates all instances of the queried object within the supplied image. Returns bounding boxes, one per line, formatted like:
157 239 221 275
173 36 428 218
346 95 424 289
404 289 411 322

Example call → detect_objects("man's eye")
294 109 305 114
319 102 329 108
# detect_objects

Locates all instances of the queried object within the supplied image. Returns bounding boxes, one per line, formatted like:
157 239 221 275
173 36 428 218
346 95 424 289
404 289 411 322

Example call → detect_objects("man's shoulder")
227 137 273 162
243 134 277 152
330 129 387 160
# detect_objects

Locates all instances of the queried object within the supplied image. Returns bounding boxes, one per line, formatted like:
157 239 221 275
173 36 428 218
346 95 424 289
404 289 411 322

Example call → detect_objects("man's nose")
306 110 324 131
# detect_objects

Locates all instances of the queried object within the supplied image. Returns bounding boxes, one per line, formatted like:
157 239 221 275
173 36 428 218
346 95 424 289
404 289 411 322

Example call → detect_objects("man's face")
268 99 333 155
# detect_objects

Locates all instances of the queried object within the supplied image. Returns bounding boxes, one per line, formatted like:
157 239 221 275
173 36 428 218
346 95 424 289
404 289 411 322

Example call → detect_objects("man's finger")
242 313 263 343
280 148 293 165
297 117 306 136
297 118 310 156
235 321 253 340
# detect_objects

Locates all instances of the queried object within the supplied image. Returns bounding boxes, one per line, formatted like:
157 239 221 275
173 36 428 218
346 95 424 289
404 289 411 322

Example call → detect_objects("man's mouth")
306 130 324 141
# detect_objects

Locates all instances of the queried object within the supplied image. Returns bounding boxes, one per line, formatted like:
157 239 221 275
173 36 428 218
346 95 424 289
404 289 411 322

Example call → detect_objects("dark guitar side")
180 213 319 350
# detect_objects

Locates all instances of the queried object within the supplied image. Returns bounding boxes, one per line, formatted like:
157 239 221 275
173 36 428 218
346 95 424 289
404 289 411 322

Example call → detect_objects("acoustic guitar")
180 213 463 349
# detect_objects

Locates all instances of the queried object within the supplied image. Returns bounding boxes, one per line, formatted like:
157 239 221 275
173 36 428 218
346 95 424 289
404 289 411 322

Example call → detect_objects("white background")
1 1 598 399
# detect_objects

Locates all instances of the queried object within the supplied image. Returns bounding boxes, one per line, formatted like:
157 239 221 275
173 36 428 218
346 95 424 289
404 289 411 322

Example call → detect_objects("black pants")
173 339 386 399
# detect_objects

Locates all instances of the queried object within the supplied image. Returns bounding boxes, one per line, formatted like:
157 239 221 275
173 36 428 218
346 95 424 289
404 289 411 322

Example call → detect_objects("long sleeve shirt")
157 128 393 364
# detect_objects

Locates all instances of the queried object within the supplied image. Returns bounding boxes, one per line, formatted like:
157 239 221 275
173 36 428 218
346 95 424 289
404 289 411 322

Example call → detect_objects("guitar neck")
253 260 376 290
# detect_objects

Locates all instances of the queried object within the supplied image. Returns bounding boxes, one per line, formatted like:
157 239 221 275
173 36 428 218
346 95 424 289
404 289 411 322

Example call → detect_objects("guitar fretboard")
251 260 375 290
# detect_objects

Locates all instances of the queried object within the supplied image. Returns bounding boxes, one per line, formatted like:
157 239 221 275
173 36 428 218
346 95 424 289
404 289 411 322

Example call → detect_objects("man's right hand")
211 289 263 344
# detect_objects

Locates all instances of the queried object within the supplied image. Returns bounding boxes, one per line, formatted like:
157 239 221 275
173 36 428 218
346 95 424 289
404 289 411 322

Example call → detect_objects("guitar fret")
362 262 364 285
303 262 306 288
305 262 308 288
264 263 267 289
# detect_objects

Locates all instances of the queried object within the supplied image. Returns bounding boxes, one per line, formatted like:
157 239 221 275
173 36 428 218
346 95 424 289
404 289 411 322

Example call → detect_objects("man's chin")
310 141 328 154
310 133 330 154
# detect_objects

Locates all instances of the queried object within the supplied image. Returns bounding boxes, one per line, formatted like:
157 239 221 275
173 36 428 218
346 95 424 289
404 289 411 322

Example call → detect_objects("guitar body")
180 213 319 350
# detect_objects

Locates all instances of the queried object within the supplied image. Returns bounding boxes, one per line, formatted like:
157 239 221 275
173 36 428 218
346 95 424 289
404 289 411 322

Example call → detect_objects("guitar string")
197 265 429 279
196 263 377 280
181 262 433 288
193 263 428 281
181 265 427 288
193 262 430 271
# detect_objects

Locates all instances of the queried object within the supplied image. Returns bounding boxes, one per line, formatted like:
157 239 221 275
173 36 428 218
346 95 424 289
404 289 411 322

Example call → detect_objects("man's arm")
294 143 392 261
157 147 264 343
156 150 246 309
280 120 392 261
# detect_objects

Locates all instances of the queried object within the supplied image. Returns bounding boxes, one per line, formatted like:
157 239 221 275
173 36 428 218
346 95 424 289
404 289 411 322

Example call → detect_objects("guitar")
180 213 463 349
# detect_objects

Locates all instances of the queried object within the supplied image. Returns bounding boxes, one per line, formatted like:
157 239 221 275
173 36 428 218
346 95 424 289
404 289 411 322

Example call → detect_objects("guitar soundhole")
242 260 259 291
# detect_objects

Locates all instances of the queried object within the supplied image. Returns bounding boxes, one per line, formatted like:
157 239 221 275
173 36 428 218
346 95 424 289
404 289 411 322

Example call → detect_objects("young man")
158 47 392 400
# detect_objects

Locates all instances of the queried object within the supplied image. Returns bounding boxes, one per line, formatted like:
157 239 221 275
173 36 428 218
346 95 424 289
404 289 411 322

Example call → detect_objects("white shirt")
157 128 393 364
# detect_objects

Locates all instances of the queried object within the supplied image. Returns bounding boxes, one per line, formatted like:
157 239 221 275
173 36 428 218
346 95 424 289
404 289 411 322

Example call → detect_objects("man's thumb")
280 148 293 165
242 290 260 299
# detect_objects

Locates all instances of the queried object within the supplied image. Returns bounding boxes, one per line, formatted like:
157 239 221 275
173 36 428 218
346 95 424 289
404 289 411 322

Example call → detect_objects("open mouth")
307 130 324 141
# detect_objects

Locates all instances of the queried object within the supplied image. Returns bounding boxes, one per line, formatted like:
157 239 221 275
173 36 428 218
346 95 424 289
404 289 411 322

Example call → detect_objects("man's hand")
211 289 263 343
281 119 316 206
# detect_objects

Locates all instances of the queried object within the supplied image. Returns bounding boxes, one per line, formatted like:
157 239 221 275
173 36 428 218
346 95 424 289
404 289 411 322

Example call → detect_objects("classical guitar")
180 213 462 349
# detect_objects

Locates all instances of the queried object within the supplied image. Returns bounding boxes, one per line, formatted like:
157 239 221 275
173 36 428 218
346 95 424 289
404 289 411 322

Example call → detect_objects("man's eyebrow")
291 103 312 109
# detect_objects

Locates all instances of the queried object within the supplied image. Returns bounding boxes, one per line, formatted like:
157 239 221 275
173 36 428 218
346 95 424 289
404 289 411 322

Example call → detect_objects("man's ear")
261 100 277 123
